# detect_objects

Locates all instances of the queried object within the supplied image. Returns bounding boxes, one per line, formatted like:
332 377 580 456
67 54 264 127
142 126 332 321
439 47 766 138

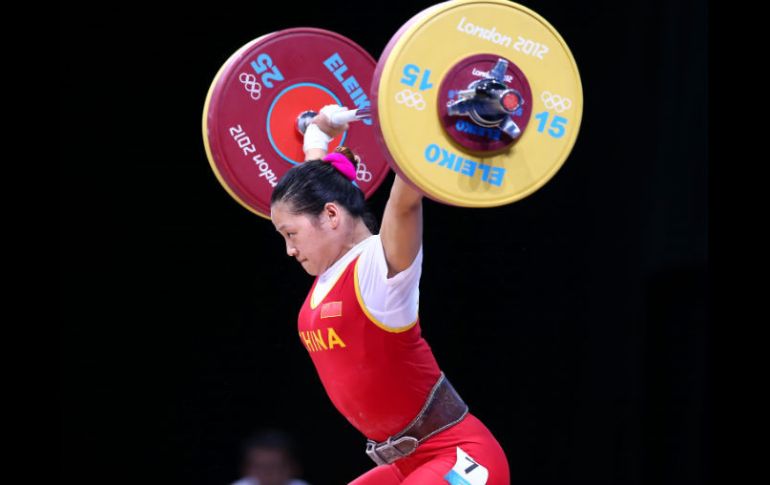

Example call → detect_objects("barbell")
202 0 583 219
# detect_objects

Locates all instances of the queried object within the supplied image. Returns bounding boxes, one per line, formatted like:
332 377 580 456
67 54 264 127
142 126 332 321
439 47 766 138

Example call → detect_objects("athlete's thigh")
400 455 455 485
403 444 510 485
348 464 403 485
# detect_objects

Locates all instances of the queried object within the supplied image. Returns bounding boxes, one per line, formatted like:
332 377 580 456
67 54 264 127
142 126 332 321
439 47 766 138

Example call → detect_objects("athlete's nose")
286 243 298 258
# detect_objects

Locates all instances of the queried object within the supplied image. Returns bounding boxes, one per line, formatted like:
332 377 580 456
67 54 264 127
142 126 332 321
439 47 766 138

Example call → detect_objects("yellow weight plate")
372 0 583 207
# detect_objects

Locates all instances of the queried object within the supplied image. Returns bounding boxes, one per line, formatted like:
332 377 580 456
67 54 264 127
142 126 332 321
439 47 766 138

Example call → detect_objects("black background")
60 0 709 483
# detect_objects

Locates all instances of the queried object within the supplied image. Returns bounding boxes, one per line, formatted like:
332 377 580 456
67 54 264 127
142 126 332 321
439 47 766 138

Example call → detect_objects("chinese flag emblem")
321 301 342 319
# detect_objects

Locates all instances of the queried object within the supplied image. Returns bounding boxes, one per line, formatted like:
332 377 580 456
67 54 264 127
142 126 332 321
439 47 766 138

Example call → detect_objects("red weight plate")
203 28 387 219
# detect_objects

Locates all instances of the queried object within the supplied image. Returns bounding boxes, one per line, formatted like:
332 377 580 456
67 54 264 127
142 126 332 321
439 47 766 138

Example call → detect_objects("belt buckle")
365 436 419 465
365 439 386 466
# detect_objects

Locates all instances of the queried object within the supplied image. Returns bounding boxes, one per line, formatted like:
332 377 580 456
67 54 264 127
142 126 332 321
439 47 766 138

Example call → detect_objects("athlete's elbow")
387 197 423 216
390 176 424 209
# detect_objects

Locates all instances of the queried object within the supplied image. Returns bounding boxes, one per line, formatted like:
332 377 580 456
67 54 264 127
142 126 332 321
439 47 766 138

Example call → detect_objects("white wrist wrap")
303 123 333 152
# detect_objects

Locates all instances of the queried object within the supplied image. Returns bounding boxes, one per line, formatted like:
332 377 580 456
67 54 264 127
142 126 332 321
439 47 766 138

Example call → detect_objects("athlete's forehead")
271 204 309 231
270 202 291 227
274 221 299 232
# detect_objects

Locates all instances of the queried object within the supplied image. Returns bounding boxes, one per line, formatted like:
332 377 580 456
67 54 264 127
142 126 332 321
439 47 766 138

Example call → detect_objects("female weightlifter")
270 105 510 485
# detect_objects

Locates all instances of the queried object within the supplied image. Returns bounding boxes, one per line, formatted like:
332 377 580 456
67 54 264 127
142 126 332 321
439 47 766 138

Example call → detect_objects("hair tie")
322 152 357 182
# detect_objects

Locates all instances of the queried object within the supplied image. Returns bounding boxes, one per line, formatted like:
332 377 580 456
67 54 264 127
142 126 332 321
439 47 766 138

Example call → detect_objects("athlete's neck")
327 220 372 271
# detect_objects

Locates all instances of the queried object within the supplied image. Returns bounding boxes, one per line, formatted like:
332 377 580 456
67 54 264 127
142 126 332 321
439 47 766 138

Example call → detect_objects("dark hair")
271 146 379 233
240 429 297 461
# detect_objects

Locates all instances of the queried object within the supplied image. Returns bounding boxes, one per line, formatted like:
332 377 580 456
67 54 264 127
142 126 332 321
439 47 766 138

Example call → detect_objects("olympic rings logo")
356 161 373 183
239 73 262 101
540 91 571 113
395 89 426 111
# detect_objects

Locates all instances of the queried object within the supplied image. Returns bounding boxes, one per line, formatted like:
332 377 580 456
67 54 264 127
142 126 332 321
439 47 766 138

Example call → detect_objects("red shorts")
349 413 510 485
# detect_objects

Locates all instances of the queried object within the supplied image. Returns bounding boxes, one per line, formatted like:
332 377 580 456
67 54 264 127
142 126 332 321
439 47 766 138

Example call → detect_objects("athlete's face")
271 201 342 276
242 447 295 485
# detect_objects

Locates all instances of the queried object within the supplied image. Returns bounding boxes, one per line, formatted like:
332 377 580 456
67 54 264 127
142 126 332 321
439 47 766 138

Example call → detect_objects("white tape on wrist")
303 123 333 152
320 105 349 127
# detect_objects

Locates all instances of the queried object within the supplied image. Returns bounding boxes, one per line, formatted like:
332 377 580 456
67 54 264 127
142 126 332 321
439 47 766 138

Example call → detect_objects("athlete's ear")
323 202 341 229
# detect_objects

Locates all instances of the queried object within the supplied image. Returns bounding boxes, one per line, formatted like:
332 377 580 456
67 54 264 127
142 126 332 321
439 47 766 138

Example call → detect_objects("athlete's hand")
313 104 349 138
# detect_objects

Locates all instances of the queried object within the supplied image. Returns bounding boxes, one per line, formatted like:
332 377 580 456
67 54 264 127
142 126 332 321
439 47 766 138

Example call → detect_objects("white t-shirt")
232 479 310 485
310 234 422 329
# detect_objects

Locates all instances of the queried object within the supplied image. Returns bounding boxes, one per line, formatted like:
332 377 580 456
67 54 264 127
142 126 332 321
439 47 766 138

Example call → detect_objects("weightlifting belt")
365 372 468 465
